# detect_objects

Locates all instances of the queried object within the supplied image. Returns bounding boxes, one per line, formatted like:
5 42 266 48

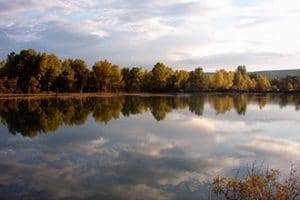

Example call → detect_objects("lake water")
0 94 299 199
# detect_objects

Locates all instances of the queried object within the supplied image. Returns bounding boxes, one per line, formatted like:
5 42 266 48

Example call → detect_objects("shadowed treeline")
0 94 299 137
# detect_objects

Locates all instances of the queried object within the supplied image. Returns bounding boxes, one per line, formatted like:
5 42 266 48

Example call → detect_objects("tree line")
0 49 299 93
0 94 299 137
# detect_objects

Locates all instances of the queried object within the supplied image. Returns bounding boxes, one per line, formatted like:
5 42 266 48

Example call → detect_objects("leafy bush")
213 164 300 200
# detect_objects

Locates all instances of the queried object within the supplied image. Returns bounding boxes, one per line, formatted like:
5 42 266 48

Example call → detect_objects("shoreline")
0 92 176 100
0 91 299 100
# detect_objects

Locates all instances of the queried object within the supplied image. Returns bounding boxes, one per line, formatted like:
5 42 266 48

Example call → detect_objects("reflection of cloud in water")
0 141 239 199
0 95 299 199
236 136 300 160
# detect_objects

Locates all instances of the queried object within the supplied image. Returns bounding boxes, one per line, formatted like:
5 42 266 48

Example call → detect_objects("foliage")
213 164 300 200
256 75 271 91
187 67 207 91
0 49 299 93
151 62 174 91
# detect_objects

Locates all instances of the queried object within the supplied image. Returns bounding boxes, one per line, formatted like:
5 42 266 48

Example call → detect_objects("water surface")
0 94 299 199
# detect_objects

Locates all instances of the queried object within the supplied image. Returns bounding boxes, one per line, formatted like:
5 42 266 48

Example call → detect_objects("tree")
256 75 271 91
141 70 153 91
56 59 75 92
5 78 18 93
171 70 189 91
187 67 207 91
1 49 41 93
70 59 89 93
121 68 130 91
212 69 234 90
122 67 145 92
233 65 252 91
110 64 123 92
0 60 6 76
0 78 6 93
27 76 41 93
92 60 113 92
38 53 62 92
151 62 174 91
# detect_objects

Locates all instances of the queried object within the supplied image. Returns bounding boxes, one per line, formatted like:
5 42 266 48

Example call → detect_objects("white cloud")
1 0 300 70
237 135 300 160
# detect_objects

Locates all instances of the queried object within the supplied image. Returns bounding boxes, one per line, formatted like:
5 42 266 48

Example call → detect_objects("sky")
0 0 300 71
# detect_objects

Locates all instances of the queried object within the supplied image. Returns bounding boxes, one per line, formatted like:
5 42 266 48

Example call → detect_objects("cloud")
180 52 300 71
1 1 300 70
236 136 300 160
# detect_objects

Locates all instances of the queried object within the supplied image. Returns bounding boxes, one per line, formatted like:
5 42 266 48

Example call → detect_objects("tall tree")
187 67 207 91
92 60 113 92
56 59 75 92
212 69 234 90
256 75 271 91
2 49 41 92
151 62 174 91
122 67 145 92
233 65 252 91
171 70 189 91
70 59 89 93
38 53 62 92
110 64 123 92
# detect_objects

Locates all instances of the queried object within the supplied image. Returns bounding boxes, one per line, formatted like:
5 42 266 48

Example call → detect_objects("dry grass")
213 164 300 200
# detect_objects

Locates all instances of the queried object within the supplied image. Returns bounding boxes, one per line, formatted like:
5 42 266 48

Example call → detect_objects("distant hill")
250 69 300 79
205 69 300 79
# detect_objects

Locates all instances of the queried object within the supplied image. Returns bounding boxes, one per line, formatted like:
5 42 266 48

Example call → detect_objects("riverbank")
0 91 299 100
0 92 178 100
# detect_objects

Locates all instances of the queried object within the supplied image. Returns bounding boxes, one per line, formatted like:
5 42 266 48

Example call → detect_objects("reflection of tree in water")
208 95 234 114
278 94 300 109
92 97 124 123
0 94 299 136
233 94 248 115
188 95 205 116
121 96 148 116
256 95 270 110
148 97 173 121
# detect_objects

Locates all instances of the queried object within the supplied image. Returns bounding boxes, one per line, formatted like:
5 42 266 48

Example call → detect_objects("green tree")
70 59 89 93
38 53 63 92
110 64 123 92
56 59 75 92
141 70 153 91
151 62 174 91
233 65 252 91
187 67 207 91
2 49 41 93
122 67 145 92
172 70 189 91
92 60 113 92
